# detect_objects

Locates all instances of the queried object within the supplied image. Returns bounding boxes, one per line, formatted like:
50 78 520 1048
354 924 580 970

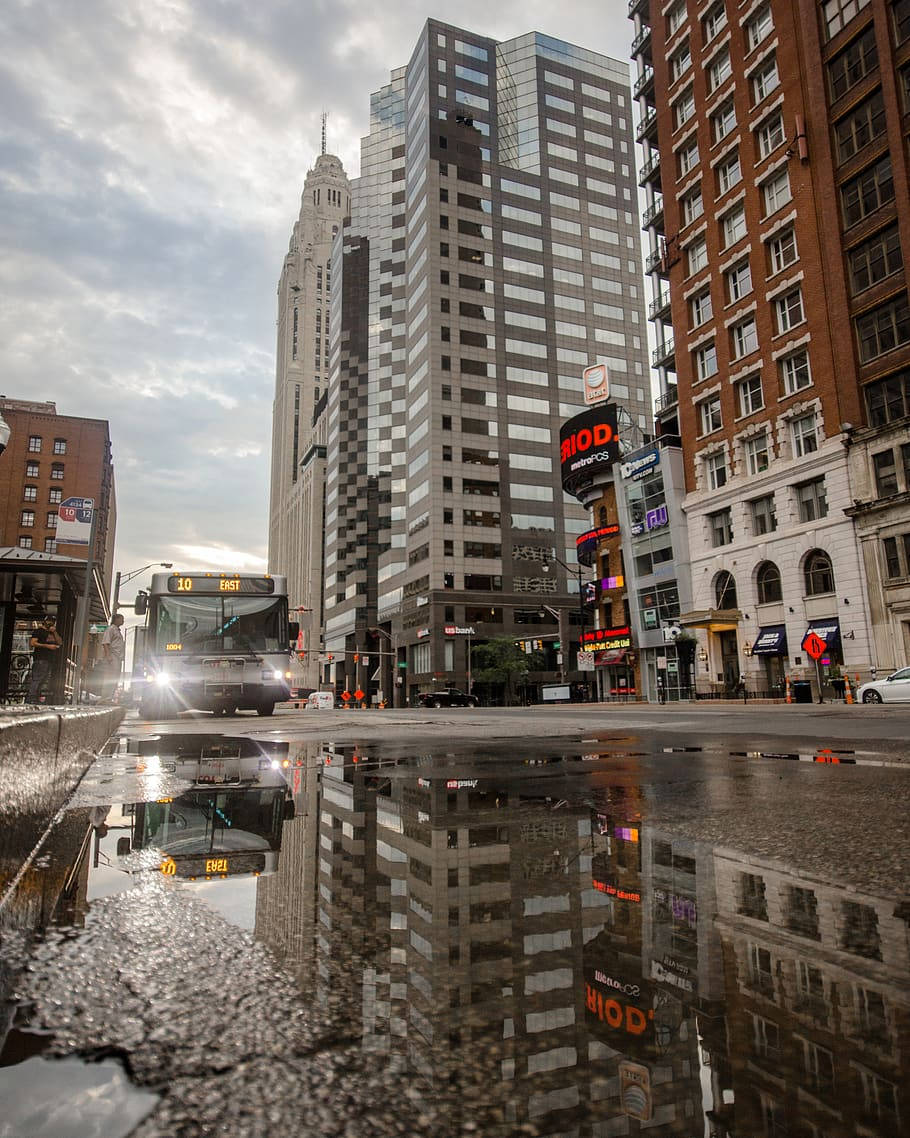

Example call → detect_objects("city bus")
118 735 294 880
132 571 298 719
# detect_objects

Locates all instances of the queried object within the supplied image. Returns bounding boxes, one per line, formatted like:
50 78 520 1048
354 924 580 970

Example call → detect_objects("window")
21 510 35 527
896 0 910 44
769 228 798 274
667 1 687 38
53 438 67 455
849 225 903 293
751 54 780 103
723 204 747 247
747 4 774 51
752 1015 781 1060
775 287 805 333
700 395 722 434
679 138 699 176
797 478 828 522
690 289 713 328
738 374 764 416
706 450 728 489
695 341 718 380
856 294 910 362
866 370 910 424
842 155 894 226
717 149 742 194
752 500 778 538
745 431 771 474
828 24 878 99
805 551 835 595
671 40 692 81
713 100 737 143
28 436 42 452
46 511 57 529
732 317 758 359
674 87 696 129
836 91 886 163
740 873 769 920
882 535 902 577
727 259 752 302
715 569 738 608
822 0 872 41
18 536 32 549
757 112 785 158
872 448 898 495
49 487 62 504
781 350 812 395
44 539 57 554
26 461 39 478
23 486 37 502
688 236 708 274
703 2 727 42
709 507 733 546
708 48 732 92
792 412 819 455
682 184 703 225
763 169 791 215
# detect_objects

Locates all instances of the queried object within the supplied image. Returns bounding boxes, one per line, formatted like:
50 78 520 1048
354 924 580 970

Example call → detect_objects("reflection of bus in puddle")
120 736 294 881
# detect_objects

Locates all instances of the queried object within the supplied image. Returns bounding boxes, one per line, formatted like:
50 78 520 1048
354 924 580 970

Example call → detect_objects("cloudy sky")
0 0 633 594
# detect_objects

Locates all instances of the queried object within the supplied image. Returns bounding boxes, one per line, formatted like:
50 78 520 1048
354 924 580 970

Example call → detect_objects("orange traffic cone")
844 674 853 704
785 675 792 704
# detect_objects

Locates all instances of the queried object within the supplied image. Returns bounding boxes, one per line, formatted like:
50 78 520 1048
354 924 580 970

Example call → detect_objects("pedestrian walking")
27 617 62 703
100 613 126 702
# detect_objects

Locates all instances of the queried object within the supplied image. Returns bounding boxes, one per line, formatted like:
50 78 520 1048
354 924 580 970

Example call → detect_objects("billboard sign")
583 362 610 405
560 404 622 497
56 497 94 546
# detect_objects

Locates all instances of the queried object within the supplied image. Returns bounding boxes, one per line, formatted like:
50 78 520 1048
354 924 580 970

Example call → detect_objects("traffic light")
327 653 334 662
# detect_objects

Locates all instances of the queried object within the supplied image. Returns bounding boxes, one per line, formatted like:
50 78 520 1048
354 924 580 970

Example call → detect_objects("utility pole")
71 504 100 705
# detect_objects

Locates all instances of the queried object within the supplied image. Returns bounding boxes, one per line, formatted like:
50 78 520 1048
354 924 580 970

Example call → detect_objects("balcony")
644 248 664 274
628 0 649 17
655 385 679 415
652 338 676 369
642 193 664 230
636 106 658 144
631 23 652 57
638 150 661 188
633 66 655 100
649 289 671 321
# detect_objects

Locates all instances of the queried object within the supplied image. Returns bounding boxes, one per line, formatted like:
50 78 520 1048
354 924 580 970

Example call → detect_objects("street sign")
57 496 94 546
802 631 827 660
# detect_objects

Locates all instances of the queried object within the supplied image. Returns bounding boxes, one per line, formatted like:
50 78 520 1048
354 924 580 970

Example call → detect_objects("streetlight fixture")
368 626 399 708
541 551 589 689
112 563 173 616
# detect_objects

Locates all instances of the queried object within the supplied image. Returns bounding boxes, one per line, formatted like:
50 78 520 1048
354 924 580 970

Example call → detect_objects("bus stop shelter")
0 547 110 704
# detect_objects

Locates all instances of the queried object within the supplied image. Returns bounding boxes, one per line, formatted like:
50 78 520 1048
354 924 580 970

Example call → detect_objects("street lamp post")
112 562 173 617
541 551 588 696
369 627 398 708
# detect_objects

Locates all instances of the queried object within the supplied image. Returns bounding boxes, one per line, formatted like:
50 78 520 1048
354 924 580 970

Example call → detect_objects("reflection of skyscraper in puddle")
584 789 727 1132
713 851 909 1138
254 741 325 998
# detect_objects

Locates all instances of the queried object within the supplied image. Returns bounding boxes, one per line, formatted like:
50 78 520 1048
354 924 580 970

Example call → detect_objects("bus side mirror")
288 621 299 645
116 837 131 857
134 592 148 616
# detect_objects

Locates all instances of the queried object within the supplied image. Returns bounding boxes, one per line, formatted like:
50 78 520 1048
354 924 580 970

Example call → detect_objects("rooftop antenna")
321 111 327 156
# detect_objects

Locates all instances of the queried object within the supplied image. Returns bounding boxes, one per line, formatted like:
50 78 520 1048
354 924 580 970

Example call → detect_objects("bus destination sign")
167 575 275 595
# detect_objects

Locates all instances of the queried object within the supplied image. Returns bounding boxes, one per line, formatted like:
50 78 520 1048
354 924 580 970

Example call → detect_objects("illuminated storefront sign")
581 625 632 653
444 625 476 636
593 880 642 902
620 447 660 481
600 575 625 591
646 504 668 530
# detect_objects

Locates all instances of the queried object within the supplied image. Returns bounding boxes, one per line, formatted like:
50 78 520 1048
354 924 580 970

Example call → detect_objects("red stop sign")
802 631 826 660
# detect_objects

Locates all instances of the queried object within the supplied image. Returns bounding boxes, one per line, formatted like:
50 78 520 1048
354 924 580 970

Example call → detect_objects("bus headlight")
263 669 284 681
154 672 171 687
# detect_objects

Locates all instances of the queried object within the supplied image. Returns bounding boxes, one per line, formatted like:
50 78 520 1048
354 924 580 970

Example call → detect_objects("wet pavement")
1 718 908 1136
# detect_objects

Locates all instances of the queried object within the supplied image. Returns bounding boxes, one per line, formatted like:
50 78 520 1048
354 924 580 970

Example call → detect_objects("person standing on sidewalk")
27 617 62 703
100 613 126 702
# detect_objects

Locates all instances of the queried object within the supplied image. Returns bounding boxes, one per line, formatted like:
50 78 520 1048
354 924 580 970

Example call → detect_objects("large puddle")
1 730 908 1136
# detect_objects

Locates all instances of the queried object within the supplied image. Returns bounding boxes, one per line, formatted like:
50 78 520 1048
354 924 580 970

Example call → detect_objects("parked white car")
857 667 910 703
307 691 335 710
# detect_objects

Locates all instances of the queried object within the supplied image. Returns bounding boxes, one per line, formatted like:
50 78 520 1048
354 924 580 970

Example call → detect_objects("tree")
471 636 545 706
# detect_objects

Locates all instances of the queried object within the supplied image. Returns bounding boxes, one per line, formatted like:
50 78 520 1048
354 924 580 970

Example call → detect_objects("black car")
417 688 478 708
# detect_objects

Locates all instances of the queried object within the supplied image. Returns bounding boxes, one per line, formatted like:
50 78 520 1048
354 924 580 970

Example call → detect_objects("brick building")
632 0 910 691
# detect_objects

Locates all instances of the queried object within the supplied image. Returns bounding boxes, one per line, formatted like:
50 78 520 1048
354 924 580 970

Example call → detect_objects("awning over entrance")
595 650 627 666
804 618 840 650
752 625 788 655
678 608 741 632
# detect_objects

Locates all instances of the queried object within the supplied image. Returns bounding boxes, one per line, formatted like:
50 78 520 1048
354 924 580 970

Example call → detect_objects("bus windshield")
154 595 287 655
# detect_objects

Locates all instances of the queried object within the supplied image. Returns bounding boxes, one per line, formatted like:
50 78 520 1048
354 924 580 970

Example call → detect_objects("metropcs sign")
560 404 622 497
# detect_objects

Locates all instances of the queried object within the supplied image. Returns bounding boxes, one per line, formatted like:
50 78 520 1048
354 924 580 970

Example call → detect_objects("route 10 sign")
802 631 827 661
57 496 94 545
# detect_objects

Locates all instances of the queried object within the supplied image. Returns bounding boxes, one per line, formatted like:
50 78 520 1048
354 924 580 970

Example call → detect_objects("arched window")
804 549 835 596
757 561 782 604
714 570 737 609
598 506 608 527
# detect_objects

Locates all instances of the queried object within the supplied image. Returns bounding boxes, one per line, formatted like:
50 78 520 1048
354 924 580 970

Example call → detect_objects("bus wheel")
257 702 275 717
